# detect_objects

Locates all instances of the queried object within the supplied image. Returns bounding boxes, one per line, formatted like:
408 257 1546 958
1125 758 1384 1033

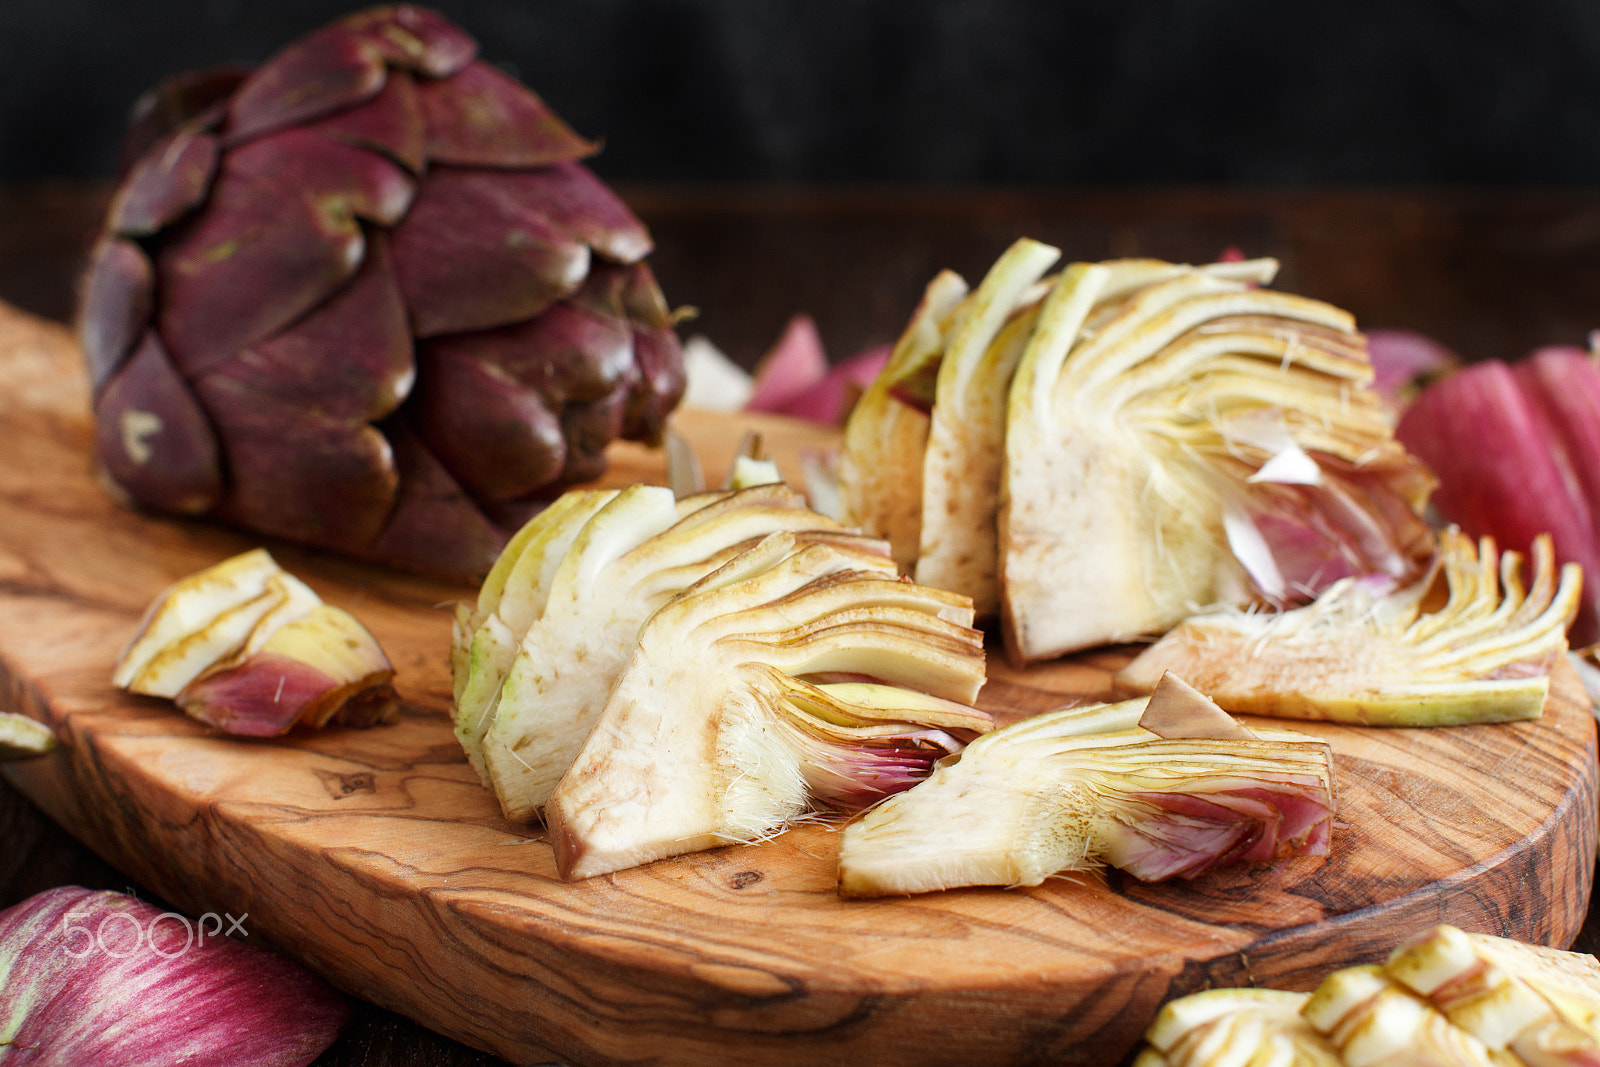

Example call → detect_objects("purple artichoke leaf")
417 59 598 168
429 299 633 406
93 331 222 515
195 229 413 422
302 69 427 174
618 260 676 330
225 6 475 145
389 165 588 337
412 345 566 501
622 325 687 443
110 125 220 237
196 378 398 554
370 418 507 579
78 237 154 395
497 161 653 265
345 4 478 78
0 886 349 1067
558 388 628 483
157 192 360 375
119 66 248 172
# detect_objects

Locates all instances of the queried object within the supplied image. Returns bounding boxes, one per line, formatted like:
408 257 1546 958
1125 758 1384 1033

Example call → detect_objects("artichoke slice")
453 483 887 821
838 269 969 571
544 532 988 880
1000 256 1434 662
836 674 1334 897
112 549 397 736
0 712 57 761
1116 530 1582 726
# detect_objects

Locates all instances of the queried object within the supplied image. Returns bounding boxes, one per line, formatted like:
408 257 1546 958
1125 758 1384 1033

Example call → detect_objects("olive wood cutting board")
0 300 1595 1066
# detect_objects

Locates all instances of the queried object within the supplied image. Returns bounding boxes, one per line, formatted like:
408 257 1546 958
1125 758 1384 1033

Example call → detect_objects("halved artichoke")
1116 530 1582 726
79 5 684 580
451 481 887 822
836 673 1335 897
545 531 989 880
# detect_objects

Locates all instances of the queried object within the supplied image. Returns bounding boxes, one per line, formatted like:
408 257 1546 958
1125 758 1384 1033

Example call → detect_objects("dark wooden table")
5 179 1600 1065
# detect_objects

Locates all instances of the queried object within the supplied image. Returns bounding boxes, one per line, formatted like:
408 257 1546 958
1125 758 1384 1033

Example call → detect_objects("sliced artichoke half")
544 530 989 880
836 672 1335 897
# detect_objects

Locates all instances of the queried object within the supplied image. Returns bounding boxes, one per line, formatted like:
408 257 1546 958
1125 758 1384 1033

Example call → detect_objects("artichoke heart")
1117 529 1582 726
453 481 901 823
544 531 989 880
836 672 1335 897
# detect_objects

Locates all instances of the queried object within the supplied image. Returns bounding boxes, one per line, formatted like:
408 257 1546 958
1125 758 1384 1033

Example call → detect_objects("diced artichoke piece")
1141 988 1341 1067
1117 530 1581 726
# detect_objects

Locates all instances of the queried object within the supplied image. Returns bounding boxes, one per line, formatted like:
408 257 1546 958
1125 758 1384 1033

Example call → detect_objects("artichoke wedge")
836 672 1334 897
998 256 1434 662
545 531 989 880
0 712 56 760
453 482 891 822
838 268 969 572
1117 530 1582 726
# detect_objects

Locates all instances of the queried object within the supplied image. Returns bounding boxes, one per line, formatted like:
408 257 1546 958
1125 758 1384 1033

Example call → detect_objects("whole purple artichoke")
78 5 685 580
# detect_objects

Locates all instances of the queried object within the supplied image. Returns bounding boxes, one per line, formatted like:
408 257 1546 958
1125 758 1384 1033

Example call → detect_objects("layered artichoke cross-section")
841 243 1437 664
452 484 994 876
80 5 685 580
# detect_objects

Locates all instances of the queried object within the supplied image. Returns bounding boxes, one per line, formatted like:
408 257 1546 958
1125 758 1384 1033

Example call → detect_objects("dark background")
3 0 1599 187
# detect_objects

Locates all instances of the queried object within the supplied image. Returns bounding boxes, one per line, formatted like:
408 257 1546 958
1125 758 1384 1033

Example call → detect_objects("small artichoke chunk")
1384 924 1600 1065
545 531 990 880
454 482 886 822
837 672 1335 897
1117 530 1582 727
1000 255 1435 662
0 712 56 760
1135 988 1341 1067
112 548 397 735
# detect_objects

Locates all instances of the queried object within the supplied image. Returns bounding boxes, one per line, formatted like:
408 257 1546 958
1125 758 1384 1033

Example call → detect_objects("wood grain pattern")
0 300 1595 1066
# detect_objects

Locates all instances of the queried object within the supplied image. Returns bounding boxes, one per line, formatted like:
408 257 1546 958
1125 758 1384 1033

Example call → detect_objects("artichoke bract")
78 5 685 580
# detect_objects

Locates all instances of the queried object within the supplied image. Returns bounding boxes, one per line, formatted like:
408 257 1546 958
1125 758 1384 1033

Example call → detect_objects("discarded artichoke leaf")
1140 988 1341 1067
838 269 970 571
1117 530 1581 726
458 484 883 821
1384 925 1600 1065
544 532 988 880
112 548 397 736
0 712 56 760
836 681 1334 897
999 256 1434 662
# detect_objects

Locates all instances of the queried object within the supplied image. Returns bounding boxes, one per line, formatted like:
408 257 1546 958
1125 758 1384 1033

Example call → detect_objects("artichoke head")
79 5 685 580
